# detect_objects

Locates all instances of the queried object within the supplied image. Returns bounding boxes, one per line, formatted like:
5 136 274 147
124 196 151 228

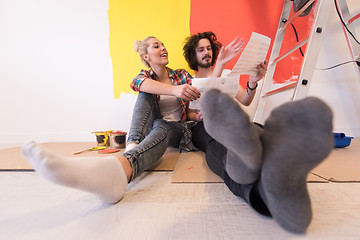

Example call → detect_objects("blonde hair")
134 36 156 68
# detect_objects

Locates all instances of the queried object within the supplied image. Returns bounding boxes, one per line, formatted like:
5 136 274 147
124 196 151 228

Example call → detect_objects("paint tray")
333 133 354 148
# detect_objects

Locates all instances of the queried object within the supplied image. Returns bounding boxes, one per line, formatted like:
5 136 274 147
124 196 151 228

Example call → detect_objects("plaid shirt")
131 67 192 122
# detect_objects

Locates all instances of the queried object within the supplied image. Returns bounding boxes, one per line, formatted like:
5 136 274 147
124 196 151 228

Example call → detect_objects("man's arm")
211 37 244 78
235 61 268 106
187 108 203 121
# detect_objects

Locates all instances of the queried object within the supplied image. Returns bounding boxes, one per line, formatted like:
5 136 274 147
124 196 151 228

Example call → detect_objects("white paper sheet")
228 32 271 77
189 76 239 109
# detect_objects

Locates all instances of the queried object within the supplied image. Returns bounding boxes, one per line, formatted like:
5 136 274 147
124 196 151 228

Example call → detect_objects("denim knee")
123 119 172 181
127 92 161 144
137 92 158 103
152 119 170 131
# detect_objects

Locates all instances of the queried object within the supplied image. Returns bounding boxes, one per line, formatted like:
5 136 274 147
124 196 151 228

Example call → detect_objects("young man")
183 31 267 113
182 32 333 233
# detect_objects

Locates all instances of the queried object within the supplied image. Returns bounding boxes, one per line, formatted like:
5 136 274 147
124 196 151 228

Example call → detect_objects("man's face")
195 38 213 69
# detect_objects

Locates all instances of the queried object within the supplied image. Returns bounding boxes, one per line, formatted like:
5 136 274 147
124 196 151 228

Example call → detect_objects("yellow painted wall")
108 0 192 98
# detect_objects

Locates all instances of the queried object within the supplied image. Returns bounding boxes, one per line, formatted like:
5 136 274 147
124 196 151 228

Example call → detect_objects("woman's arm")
131 69 200 101
139 78 200 102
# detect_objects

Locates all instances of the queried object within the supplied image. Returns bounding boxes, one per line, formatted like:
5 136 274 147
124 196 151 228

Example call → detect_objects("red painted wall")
190 0 314 86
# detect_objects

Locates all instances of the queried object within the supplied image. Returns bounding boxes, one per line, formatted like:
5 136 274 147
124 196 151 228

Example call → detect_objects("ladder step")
348 11 360 24
271 36 308 64
263 82 297 97
280 0 315 32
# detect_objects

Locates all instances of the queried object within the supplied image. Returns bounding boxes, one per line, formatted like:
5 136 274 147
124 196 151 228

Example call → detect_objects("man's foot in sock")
22 141 128 203
258 97 333 233
201 89 263 184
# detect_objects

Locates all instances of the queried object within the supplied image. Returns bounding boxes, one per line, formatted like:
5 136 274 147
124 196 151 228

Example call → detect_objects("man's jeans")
191 122 271 216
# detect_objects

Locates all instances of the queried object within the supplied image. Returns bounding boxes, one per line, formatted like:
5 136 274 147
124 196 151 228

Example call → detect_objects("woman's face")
143 38 169 67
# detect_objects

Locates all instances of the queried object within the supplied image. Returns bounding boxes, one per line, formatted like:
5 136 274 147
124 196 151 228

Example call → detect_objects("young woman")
123 36 202 184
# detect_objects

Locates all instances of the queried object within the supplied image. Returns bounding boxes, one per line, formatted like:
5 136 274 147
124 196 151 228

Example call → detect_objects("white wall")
310 0 360 137
0 0 136 143
0 0 359 145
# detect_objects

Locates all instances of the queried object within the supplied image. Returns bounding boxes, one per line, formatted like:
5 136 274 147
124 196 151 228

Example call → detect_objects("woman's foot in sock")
201 89 263 184
258 97 333 233
125 142 138 152
22 141 128 203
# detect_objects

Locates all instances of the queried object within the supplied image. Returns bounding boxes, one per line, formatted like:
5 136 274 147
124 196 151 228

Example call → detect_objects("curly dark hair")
183 31 222 71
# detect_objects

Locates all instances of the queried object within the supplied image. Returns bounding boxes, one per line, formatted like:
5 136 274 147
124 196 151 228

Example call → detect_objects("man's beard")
198 61 211 68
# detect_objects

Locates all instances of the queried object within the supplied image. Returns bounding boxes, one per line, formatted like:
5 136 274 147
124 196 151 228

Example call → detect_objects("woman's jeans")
123 92 183 181
191 122 271 217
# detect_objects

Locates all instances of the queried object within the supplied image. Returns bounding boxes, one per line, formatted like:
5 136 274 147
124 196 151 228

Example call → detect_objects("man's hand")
187 109 203 122
249 60 268 87
172 84 201 101
197 111 203 121
217 37 244 66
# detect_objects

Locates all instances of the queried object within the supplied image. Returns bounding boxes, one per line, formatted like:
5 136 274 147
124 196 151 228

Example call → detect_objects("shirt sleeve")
176 69 193 85
184 70 193 85
130 69 150 92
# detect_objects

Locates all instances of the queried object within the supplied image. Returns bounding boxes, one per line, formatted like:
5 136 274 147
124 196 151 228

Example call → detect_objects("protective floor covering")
0 171 359 239
172 138 360 183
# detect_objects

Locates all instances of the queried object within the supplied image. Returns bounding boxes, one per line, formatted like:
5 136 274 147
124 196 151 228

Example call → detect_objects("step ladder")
253 0 360 124
336 0 360 61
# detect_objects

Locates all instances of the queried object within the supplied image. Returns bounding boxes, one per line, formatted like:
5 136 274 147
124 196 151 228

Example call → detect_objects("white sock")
22 141 128 203
125 142 138 152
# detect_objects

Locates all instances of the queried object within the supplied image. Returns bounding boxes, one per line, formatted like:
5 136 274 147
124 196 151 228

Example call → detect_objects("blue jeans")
123 92 183 181
191 122 271 217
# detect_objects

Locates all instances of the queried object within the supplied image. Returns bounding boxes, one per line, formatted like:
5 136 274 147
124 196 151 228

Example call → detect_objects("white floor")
1 170 360 240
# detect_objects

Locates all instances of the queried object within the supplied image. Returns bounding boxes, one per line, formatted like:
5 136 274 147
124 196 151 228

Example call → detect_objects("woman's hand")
173 84 200 101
